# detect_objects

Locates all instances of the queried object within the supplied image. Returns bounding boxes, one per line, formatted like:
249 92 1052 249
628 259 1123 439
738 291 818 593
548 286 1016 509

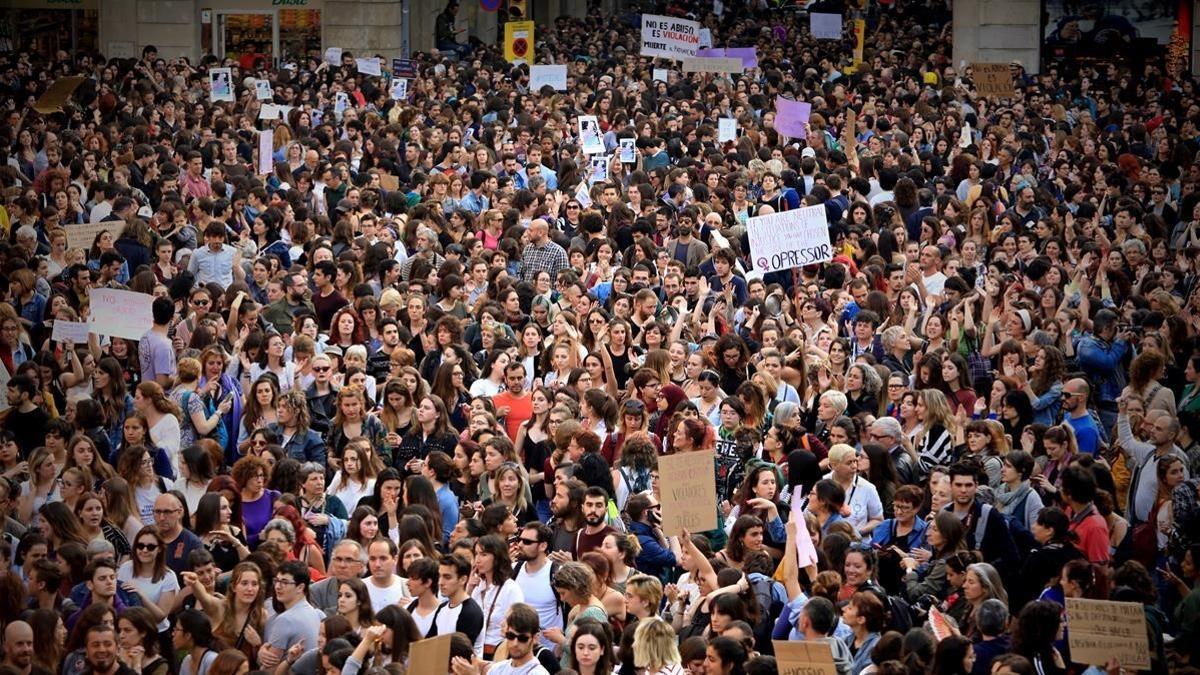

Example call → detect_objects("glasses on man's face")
332 556 362 565
518 537 540 546
274 578 297 587
505 632 532 643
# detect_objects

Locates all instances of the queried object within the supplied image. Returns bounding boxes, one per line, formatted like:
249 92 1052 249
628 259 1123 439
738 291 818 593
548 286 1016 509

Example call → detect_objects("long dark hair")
375 605 422 663
474 534 514 585
568 619 616 675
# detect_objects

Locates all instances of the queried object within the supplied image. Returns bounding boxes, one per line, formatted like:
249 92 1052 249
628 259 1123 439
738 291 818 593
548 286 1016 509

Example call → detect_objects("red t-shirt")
493 390 533 441
1068 505 1111 563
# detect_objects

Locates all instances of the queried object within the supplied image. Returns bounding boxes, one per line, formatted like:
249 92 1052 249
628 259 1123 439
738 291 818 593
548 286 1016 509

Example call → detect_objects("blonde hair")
827 443 857 466
632 617 680 672
625 574 663 610
176 357 201 383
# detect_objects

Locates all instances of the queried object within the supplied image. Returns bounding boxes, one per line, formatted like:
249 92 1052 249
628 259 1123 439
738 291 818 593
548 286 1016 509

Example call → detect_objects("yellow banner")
504 20 535 64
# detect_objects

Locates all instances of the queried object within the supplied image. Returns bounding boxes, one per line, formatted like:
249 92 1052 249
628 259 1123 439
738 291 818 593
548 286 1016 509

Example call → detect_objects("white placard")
255 80 273 100
88 289 153 341
259 104 294 121
619 138 637 163
718 118 737 143
209 68 234 102
680 57 743 74
589 156 609 184
652 68 668 83
640 14 701 60
529 65 567 92
324 47 343 65
575 183 593 209
335 92 349 116
578 115 605 155
747 204 833 273
51 320 90 343
355 58 382 77
390 78 408 100
699 27 712 48
810 13 843 40
258 129 274 176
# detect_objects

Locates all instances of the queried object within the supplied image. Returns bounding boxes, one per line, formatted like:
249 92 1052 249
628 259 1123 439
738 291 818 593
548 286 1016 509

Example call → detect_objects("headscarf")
653 384 687 439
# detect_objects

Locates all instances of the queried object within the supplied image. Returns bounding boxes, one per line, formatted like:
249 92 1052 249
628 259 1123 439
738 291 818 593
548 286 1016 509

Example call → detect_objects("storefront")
203 0 322 65
0 0 99 56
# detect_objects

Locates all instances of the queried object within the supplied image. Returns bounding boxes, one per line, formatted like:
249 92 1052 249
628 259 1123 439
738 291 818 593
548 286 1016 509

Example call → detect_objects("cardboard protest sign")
748 205 833 273
65 220 126 252
774 640 838 675
88 289 153 340
530 65 567 91
810 12 843 39
851 19 865 68
258 130 274 176
505 21 535 63
1065 598 1150 670
33 76 86 114
51 320 90 344
640 14 701 60
659 450 718 532
378 173 399 192
355 57 382 77
774 97 812 138
209 68 234 102
790 485 819 568
681 57 742 74
972 62 1014 98
578 115 605 155
408 635 453 675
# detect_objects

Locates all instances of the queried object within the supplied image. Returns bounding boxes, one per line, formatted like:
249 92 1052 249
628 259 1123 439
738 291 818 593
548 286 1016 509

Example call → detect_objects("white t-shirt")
135 478 172 525
366 575 410 610
515 561 562 650
822 473 884 533
921 271 948 297
150 415 182 473
469 378 504 398
487 659 550 675
117 560 180 632
328 474 375 512
471 578 524 655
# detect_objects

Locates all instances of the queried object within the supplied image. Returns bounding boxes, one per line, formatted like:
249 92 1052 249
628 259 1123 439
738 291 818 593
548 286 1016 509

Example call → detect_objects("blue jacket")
267 424 326 465
629 520 677 581
1077 334 1129 402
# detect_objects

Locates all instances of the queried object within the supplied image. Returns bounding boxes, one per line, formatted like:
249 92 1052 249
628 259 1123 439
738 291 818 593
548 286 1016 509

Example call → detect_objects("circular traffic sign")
513 38 528 56
480 0 501 12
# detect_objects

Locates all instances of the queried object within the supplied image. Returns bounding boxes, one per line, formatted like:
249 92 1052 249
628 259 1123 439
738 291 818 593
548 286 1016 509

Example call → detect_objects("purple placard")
773 25 787 42
695 47 725 58
774 97 811 138
725 47 757 70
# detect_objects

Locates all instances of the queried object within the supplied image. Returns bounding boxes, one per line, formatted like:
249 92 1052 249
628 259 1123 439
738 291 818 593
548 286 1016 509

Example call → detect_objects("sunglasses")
518 537 540 545
136 542 158 551
505 632 532 643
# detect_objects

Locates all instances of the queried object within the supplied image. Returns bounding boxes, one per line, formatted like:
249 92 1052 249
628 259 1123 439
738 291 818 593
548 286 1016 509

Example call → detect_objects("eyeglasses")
136 542 159 551
518 537 540 545
332 557 362 565
887 384 905 389
152 508 180 516
505 632 532 643
274 578 298 587
313 366 331 373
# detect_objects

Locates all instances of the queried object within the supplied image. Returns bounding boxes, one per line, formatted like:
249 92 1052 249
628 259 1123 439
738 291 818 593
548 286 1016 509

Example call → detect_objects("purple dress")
242 489 280 548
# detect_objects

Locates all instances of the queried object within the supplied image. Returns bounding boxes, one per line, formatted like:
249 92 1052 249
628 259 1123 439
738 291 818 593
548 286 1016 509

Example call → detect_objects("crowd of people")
0 1 1198 674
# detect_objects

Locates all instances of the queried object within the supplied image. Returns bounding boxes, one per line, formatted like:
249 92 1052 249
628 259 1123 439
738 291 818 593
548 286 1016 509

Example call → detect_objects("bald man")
3 620 34 674
519 218 567 283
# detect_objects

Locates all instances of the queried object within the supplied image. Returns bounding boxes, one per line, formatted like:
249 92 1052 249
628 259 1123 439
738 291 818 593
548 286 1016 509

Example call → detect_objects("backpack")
1131 498 1164 567
749 575 785 655
183 391 228 449
999 492 1039 554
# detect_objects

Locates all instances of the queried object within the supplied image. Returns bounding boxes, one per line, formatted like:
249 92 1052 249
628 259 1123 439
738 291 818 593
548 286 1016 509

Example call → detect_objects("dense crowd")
0 1 1199 675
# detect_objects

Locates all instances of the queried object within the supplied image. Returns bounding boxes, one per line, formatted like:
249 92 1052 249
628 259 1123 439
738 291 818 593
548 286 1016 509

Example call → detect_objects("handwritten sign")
659 450 717 532
530 65 567 92
324 47 342 65
355 57 382 77
88 289 153 340
652 68 669 83
65 220 126 252
209 68 234 102
378 173 399 192
774 640 838 675
33 76 86 114
774 97 811 138
748 204 832 273
810 13 843 39
408 634 452 675
392 58 416 78
790 485 819 568
1065 598 1149 670
681 57 743 74
971 62 1014 98
640 14 700 60
51 320 90 344
719 118 737 143
258 129 274 176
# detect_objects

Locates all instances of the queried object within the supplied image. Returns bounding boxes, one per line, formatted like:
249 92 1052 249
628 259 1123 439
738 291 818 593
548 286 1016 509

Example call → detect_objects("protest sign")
699 27 712 48
209 68 234 102
259 104 293 121
774 97 812 138
408 635 452 675
718 118 737 143
681 57 743 74
810 12 843 39
790 485 819 568
505 21 535 63
33 76 86 114
658 451 718 533
1065 598 1150 670
51 320 90 344
640 14 700 60
88 289 153 341
65 220 126 252
747 204 833 273
355 58 382 77
851 19 865 68
530 65 567 91
773 640 838 675
390 79 409 101
254 80 273 100
972 62 1014 98
392 58 417 78
578 115 605 155
258 130 274 176
589 156 609 183
324 47 342 65
652 68 669 83
334 92 349 116
378 174 399 192
619 138 637 163
724 47 757 69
